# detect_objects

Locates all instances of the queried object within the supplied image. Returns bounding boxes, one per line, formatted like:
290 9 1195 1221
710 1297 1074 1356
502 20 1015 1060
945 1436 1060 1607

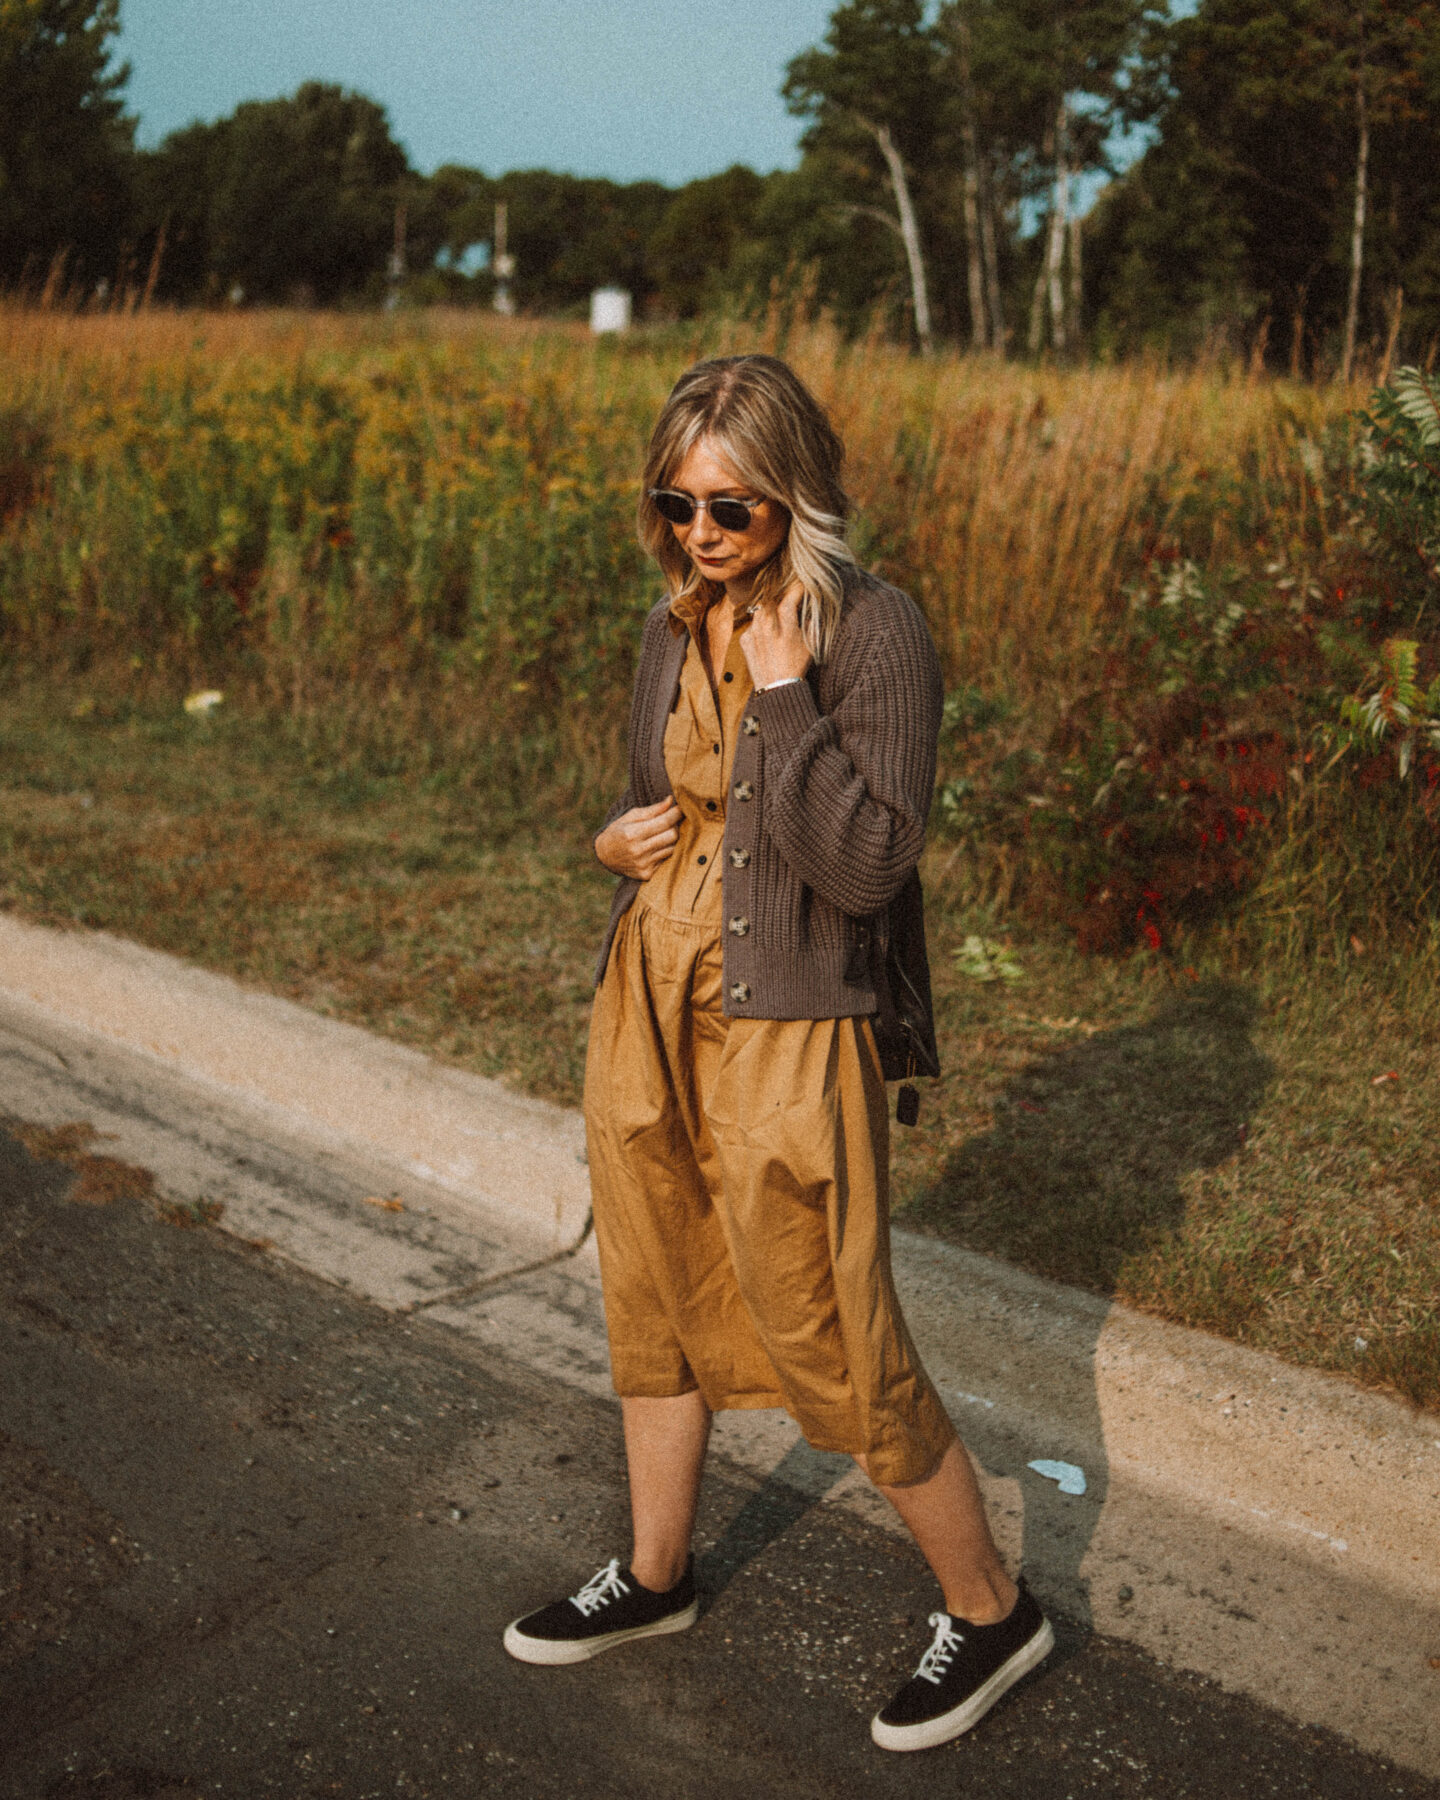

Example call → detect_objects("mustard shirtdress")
583 615 956 1487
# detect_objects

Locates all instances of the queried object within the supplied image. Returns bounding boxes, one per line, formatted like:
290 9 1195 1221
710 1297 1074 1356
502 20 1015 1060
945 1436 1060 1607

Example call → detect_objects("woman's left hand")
740 582 812 690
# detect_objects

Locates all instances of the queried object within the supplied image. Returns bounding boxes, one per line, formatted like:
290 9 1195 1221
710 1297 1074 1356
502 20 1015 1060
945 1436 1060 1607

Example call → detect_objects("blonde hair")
638 355 855 663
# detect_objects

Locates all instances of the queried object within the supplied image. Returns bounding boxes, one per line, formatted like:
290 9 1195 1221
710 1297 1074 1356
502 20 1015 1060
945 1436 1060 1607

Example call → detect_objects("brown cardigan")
594 567 943 1068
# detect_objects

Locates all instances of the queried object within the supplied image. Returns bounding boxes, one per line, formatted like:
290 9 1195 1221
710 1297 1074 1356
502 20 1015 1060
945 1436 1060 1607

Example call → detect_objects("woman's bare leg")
858 1440 1018 1623
622 1390 712 1592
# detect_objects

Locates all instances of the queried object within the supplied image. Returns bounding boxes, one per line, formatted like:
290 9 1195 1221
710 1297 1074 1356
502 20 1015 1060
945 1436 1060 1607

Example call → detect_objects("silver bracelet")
755 677 804 693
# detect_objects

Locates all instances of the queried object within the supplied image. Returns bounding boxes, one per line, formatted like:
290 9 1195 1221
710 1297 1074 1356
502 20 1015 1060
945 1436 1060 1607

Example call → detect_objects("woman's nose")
688 501 724 548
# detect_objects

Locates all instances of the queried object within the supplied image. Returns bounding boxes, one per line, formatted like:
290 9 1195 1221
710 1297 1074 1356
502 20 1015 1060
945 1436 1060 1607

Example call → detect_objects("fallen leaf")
157 1197 223 1228
1371 1071 1400 1086
1350 935 1366 955
364 1196 406 1213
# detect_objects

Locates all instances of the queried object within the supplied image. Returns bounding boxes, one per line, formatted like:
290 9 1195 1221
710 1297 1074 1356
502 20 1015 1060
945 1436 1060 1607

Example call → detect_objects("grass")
0 688 606 1101
2 680 1436 1413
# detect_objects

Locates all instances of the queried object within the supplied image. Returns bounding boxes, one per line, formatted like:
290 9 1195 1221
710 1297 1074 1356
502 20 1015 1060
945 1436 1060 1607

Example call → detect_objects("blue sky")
116 0 837 185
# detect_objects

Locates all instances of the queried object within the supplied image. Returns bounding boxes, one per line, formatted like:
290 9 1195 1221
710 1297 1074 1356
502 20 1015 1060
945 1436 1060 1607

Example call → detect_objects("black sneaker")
871 1577 1054 1751
502 1557 699 1666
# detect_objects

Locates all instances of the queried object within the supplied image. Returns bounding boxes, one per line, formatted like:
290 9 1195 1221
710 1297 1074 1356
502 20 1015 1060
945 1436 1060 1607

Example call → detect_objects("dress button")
733 781 753 802
724 671 734 682
706 800 717 812
729 847 750 868
697 854 707 865
728 916 750 937
712 743 720 754
742 716 759 736
729 981 751 1003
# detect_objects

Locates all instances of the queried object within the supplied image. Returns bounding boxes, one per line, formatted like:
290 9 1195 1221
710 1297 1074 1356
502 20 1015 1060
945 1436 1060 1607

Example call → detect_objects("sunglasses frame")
648 488 764 534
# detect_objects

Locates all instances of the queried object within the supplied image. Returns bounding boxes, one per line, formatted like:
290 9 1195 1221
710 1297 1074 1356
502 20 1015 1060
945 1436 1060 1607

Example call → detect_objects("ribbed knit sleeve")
756 581 942 917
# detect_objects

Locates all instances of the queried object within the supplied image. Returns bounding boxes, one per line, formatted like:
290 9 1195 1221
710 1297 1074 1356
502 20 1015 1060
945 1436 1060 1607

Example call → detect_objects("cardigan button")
729 981 751 1003
729 847 750 868
728 916 750 937
742 716 759 736
733 781 754 802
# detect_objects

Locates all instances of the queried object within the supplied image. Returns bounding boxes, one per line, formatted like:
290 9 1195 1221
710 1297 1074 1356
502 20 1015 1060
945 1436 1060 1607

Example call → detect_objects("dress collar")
668 585 757 638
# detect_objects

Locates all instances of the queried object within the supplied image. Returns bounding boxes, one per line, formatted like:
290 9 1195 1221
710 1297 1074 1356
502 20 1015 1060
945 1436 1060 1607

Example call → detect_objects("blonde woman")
503 355 1052 1752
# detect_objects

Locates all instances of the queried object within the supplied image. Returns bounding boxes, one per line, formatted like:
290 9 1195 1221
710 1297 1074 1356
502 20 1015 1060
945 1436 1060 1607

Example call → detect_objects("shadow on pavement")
911 979 1274 1629
698 1439 852 1609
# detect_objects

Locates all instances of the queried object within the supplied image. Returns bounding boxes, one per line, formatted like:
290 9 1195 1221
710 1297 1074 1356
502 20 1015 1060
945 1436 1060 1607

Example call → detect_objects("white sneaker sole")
870 1617 1055 1752
503 1597 700 1666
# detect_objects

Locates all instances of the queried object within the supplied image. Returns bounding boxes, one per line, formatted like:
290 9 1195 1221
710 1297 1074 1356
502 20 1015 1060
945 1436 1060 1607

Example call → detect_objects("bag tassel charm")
896 1050 920 1127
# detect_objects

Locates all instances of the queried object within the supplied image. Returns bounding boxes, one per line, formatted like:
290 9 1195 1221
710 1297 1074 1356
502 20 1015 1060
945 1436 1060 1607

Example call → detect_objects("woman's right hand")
595 797 683 880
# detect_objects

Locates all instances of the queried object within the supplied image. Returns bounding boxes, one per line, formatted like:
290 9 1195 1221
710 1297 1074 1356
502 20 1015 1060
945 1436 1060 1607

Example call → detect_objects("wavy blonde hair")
638 355 855 663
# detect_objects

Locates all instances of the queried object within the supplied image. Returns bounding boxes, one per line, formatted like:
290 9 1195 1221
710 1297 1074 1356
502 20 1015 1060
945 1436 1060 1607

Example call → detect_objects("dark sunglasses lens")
651 491 695 525
710 499 755 532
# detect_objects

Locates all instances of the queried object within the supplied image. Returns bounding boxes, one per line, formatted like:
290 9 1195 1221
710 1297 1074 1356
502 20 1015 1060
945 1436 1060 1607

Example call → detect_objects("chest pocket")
662 705 694 801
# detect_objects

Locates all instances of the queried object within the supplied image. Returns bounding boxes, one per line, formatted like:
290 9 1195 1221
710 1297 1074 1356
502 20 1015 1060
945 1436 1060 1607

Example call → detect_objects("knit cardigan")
593 566 943 1030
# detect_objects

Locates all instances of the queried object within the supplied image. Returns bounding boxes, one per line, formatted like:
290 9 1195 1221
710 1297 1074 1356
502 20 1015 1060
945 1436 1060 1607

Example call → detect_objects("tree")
1088 0 1440 368
784 0 946 352
478 170 669 314
203 85 411 305
942 1 1001 348
132 118 231 302
1299 1 1433 379
723 160 910 333
956 0 1151 356
647 166 766 318
0 0 134 289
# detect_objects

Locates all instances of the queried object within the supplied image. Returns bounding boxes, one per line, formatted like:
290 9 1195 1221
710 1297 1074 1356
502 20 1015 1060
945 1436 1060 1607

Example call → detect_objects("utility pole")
386 201 407 312
492 201 516 317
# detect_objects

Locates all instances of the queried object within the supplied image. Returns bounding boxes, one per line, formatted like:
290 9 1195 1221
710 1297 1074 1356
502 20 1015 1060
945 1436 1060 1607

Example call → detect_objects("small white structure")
590 287 632 334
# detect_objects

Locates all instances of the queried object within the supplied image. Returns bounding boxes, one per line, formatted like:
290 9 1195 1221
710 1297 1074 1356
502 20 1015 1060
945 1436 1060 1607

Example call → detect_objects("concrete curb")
0 913 591 1257
1 911 1437 1776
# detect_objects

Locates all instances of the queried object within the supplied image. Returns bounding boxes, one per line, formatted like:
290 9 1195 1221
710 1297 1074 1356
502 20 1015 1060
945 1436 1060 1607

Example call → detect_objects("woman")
503 355 1051 1753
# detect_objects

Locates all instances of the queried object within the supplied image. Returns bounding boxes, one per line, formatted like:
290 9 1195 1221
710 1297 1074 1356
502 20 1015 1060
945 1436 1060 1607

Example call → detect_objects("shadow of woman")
904 977 1275 1630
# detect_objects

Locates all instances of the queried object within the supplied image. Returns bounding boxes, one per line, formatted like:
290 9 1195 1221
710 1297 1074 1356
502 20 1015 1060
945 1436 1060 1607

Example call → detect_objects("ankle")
629 1551 688 1594
943 1568 1018 1626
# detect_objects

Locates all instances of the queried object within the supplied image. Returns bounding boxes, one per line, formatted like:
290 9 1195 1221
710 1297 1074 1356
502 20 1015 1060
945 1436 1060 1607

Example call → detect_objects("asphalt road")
2 1122 1436 1800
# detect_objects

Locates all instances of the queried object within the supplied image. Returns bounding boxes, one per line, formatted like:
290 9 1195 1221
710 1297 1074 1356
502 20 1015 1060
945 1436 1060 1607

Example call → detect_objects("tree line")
5 0 1439 370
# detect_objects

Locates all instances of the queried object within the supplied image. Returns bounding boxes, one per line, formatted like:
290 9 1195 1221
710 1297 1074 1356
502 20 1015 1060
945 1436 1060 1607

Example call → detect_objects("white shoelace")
915 1611 965 1685
569 1558 631 1617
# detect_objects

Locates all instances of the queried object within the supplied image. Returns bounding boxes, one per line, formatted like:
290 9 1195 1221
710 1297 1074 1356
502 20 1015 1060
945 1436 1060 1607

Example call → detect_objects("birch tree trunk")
1068 211 1083 343
1028 115 1057 355
1028 247 1048 355
1046 98 1071 354
952 11 988 350
873 123 934 355
980 157 1005 352
1341 27 1369 384
960 113 987 348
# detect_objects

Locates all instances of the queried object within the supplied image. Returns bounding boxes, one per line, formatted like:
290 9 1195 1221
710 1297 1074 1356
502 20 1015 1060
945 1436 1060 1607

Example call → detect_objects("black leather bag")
870 871 941 1083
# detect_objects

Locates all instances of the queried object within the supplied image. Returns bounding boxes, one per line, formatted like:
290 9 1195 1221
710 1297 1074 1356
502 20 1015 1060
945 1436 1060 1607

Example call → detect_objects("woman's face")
665 437 788 604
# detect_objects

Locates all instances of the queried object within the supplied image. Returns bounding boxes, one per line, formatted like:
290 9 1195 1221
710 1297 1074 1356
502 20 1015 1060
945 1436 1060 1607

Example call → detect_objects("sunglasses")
648 488 765 533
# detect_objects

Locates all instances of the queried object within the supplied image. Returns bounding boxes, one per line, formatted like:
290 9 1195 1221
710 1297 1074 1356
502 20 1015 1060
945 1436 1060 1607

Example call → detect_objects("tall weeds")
3 304 1427 958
